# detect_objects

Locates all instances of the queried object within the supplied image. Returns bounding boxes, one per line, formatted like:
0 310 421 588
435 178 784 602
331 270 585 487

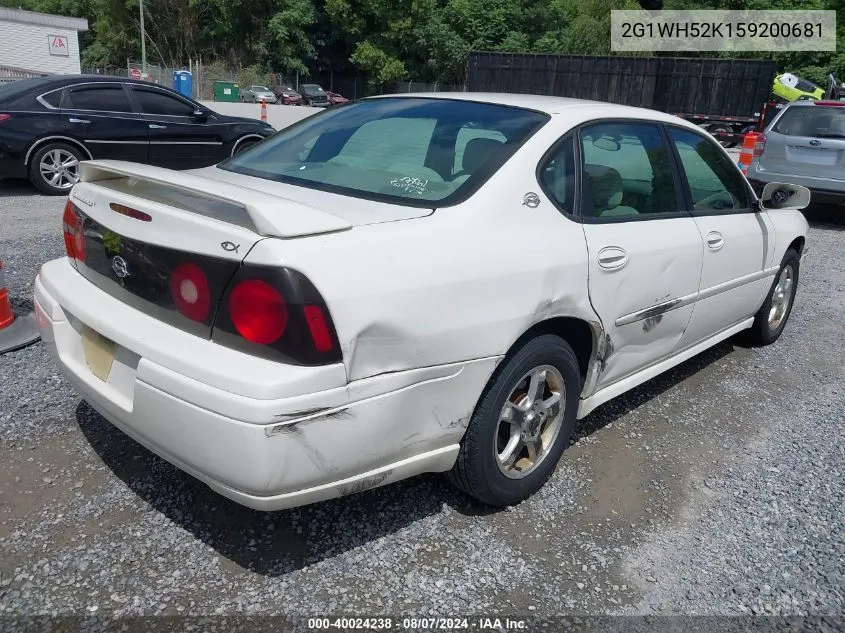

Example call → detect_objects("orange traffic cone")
260 98 267 122
0 258 40 354
737 131 761 175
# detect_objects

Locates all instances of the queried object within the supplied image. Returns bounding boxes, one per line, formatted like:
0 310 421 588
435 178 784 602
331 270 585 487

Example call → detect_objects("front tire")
746 249 800 346
448 334 581 507
233 138 260 156
29 142 84 195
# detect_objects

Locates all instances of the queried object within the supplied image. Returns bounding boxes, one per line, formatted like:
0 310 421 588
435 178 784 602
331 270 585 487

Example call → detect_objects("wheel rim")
768 265 794 329
39 148 79 190
494 365 566 480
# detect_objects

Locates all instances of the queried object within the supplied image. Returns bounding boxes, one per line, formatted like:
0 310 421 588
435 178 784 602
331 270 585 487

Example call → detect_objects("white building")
0 8 89 77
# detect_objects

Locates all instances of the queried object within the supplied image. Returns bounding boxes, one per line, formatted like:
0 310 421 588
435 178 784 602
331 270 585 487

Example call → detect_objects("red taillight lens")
228 279 288 344
0 114 11 123
303 305 334 352
753 134 766 157
170 262 211 322
62 200 86 263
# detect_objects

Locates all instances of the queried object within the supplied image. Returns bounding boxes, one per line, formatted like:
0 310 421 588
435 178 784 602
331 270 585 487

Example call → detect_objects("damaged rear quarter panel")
243 149 597 384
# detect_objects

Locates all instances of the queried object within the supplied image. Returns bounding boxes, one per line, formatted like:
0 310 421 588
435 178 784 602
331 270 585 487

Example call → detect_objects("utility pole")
139 0 147 75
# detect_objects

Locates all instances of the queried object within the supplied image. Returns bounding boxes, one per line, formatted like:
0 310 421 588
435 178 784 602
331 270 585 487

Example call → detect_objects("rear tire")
745 249 800 346
28 142 84 196
448 334 581 507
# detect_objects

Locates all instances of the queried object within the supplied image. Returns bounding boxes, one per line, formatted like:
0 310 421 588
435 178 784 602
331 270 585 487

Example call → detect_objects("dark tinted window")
0 77 52 104
132 87 195 116
66 85 132 112
580 122 679 219
774 105 845 138
40 89 62 108
539 136 576 214
795 78 821 93
219 98 549 207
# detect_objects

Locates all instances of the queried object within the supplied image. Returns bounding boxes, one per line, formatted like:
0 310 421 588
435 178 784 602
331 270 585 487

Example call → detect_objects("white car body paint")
35 93 809 510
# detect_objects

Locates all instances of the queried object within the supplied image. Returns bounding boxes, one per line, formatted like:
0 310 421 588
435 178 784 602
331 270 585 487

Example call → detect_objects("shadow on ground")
0 180 40 198
75 336 736 576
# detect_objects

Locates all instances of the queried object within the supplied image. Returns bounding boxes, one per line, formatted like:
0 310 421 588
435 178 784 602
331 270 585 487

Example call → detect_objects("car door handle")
706 231 725 251
148 124 167 129
597 246 628 270
68 118 90 124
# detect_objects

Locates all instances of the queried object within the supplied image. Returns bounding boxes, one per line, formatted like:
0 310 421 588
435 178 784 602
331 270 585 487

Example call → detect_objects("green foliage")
10 0 844 90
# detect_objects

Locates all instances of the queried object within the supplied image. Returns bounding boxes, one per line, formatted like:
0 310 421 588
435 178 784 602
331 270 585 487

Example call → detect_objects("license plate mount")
80 326 116 382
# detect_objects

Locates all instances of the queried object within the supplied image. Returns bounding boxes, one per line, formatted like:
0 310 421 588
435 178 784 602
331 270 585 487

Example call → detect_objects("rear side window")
539 136 576 214
669 127 750 213
774 105 845 138
65 85 133 112
39 90 62 108
579 122 679 219
132 87 195 116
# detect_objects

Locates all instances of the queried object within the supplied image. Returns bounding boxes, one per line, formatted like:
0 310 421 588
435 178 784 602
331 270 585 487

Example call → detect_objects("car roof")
11 74 186 91
366 91 695 124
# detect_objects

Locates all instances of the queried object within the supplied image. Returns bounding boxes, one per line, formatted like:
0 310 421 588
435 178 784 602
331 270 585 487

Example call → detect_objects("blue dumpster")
172 70 193 98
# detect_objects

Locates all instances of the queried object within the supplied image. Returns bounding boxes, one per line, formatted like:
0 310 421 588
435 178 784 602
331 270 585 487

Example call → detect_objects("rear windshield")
773 105 845 137
218 97 549 207
0 77 50 103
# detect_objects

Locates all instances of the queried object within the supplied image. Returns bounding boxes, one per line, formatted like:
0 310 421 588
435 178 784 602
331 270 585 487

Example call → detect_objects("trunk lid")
66 159 353 339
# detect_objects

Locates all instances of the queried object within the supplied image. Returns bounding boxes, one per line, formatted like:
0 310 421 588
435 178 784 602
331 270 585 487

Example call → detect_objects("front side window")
579 122 679 219
668 127 750 213
219 98 549 207
65 85 132 112
132 87 196 116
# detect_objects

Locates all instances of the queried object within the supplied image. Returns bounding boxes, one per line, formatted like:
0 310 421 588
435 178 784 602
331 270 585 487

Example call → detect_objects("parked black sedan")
0 75 276 195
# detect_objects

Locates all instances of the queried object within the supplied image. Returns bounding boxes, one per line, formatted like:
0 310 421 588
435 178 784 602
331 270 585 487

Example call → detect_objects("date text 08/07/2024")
307 617 530 630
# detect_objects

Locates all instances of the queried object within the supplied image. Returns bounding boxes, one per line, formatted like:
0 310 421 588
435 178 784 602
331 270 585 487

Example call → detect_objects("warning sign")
48 35 69 56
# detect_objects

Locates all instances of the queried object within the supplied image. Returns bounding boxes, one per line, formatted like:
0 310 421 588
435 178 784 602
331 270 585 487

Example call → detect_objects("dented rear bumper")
34 258 500 510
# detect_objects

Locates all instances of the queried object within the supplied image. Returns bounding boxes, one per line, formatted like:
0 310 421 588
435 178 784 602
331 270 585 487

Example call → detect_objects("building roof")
0 7 89 32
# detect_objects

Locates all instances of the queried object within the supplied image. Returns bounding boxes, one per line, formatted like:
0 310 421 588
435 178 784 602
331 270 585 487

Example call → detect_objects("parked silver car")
240 85 278 104
747 100 845 204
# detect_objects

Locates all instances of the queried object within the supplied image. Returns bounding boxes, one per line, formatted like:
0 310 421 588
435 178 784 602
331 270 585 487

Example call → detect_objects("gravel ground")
1 179 843 625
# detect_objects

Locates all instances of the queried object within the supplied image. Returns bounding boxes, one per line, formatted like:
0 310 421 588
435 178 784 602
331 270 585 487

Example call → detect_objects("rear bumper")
34 258 497 510
747 163 845 203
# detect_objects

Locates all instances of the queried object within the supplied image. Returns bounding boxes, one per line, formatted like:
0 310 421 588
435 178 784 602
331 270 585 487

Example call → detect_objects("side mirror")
192 109 209 122
759 182 811 210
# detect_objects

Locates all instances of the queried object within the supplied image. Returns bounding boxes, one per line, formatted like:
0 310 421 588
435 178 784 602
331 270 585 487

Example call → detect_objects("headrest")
583 164 624 212
462 138 504 173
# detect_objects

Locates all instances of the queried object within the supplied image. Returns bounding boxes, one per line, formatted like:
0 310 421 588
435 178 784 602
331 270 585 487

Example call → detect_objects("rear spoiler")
78 160 352 239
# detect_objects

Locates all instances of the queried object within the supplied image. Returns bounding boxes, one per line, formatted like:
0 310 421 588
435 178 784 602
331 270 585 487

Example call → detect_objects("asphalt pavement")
0 177 843 623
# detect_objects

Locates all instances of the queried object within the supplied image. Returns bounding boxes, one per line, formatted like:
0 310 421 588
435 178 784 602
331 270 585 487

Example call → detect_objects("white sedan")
35 93 810 510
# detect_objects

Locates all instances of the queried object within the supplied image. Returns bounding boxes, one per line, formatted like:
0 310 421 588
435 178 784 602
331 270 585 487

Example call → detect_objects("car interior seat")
453 138 505 180
583 164 640 217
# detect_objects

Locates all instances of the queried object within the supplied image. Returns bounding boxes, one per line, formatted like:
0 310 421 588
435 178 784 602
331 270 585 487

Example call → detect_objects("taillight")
213 265 341 365
229 279 288 344
0 114 11 123
753 134 766 157
170 262 211 322
303 305 333 352
62 200 86 264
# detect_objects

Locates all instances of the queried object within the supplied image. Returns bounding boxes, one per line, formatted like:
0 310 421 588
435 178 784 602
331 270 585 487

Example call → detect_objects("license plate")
787 146 837 166
80 326 116 381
